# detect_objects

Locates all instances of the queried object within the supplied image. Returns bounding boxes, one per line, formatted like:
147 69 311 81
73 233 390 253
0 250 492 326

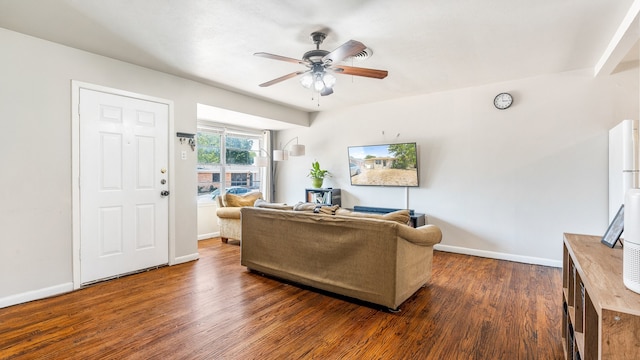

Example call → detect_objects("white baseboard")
434 244 562 268
1 253 200 308
198 231 219 240
173 252 199 265
0 282 73 309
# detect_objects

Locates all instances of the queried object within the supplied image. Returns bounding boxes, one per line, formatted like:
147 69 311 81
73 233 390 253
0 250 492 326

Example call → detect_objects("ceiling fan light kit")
255 31 388 97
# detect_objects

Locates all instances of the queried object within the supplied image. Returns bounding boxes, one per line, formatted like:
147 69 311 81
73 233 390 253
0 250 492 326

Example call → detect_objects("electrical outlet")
181 150 187 160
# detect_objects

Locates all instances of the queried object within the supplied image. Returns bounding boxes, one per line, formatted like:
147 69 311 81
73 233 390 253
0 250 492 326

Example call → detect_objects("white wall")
197 202 220 240
0 28 307 306
0 24 636 306
275 68 639 266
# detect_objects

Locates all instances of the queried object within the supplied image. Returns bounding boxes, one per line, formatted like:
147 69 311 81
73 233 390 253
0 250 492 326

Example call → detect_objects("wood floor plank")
0 238 563 359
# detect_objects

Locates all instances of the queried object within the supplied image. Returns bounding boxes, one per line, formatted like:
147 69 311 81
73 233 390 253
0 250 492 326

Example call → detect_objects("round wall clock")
494 93 513 110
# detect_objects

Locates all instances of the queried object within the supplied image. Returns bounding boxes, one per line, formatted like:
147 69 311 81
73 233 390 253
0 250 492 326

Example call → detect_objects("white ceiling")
0 0 637 113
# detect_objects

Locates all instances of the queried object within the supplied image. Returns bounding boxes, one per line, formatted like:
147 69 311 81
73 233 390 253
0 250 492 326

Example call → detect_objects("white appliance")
624 189 640 294
610 119 640 294
609 119 639 221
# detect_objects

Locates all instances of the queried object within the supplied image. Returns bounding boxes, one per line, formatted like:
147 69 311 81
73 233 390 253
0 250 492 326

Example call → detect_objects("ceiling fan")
254 32 388 96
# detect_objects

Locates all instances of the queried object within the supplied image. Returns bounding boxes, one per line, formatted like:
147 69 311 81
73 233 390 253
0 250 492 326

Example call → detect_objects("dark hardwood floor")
0 238 563 359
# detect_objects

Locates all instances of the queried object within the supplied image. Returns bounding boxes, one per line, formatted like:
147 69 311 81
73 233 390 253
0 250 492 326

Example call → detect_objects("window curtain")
263 130 273 202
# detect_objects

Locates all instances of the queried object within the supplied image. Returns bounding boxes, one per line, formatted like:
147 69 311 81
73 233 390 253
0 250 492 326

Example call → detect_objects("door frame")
71 81 176 290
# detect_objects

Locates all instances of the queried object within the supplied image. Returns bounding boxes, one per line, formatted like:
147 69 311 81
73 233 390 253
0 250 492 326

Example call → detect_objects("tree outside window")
196 128 264 203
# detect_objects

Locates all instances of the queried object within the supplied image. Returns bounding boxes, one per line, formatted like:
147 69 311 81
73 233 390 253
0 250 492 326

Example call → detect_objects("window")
197 131 222 197
196 124 265 203
231 173 250 186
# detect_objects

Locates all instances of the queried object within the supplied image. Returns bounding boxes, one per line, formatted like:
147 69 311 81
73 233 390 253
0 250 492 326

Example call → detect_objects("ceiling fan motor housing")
303 49 330 64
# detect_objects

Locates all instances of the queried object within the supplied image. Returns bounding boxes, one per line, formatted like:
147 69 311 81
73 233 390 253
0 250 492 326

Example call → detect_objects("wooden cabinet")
305 188 341 206
562 233 640 359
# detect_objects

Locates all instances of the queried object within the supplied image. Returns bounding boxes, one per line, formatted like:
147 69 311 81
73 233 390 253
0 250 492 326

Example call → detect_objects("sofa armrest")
397 224 442 246
216 207 241 219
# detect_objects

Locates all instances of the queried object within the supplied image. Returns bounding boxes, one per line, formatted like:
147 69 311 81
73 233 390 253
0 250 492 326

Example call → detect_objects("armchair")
215 191 263 243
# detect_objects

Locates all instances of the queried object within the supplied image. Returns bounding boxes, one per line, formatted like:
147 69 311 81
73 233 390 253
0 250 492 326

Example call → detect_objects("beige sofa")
240 206 442 310
215 192 264 243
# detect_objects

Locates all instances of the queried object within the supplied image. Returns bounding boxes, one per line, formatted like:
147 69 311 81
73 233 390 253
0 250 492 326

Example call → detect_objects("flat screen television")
348 142 419 187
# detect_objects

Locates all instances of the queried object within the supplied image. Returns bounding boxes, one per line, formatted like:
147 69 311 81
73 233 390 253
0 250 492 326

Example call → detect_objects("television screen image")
348 142 419 187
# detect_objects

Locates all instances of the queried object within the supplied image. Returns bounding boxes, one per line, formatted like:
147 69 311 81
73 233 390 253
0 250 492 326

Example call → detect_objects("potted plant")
308 161 331 188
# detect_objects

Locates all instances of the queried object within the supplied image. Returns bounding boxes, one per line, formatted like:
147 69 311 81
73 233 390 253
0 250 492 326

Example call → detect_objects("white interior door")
79 88 169 284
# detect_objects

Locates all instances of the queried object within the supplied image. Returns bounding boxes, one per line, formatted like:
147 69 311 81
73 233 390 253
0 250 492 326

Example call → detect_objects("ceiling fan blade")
323 40 366 64
258 71 307 87
254 52 304 64
332 65 388 79
320 87 334 96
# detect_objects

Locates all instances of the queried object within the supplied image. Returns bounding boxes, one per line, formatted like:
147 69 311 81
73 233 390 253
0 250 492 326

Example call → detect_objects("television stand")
352 206 426 228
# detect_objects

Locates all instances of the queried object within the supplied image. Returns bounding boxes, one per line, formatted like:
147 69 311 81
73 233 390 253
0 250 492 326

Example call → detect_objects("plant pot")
311 177 324 188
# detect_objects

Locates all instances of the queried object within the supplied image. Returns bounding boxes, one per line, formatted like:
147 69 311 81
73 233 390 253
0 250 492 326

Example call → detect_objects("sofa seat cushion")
335 209 411 226
223 191 263 207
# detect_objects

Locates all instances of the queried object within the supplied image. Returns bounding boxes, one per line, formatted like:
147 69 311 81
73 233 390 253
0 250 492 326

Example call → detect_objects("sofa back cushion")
223 191 263 207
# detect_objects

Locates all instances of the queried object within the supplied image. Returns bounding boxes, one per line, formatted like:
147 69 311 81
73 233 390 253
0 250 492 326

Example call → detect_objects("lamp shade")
254 156 269 167
313 73 325 92
290 144 305 157
323 73 336 88
273 149 287 161
300 73 313 88
274 136 304 161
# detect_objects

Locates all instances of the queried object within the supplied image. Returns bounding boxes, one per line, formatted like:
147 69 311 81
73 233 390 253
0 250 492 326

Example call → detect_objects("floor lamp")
273 137 305 161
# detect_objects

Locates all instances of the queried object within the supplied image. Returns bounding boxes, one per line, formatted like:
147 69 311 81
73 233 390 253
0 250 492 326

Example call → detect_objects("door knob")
160 190 170 196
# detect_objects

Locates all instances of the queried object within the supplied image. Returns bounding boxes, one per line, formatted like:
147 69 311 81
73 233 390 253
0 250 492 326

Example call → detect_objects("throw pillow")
224 192 263 207
315 204 339 215
292 202 318 212
382 210 411 225
335 209 411 225
254 199 294 210
293 202 340 214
